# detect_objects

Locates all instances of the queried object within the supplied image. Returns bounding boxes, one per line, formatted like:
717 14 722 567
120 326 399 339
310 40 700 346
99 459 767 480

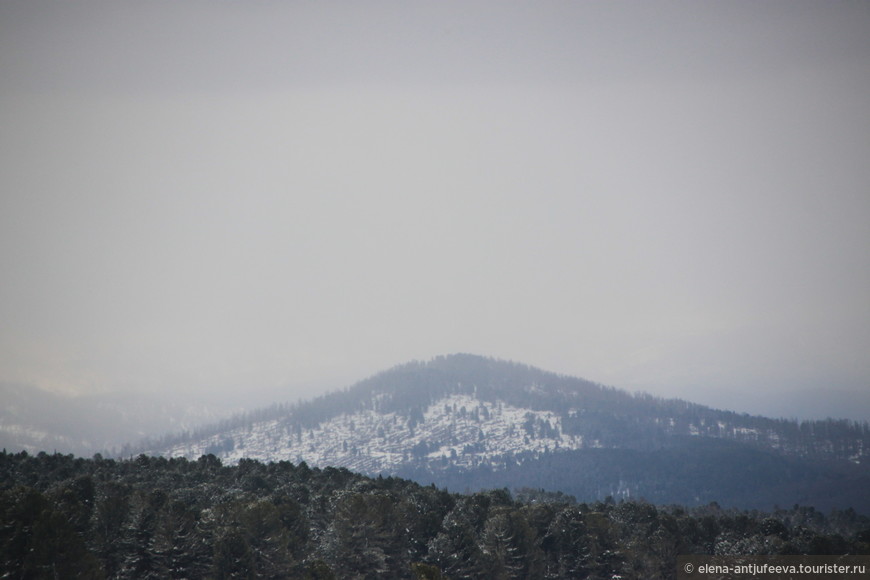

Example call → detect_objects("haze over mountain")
139 355 870 514
0 382 240 457
2 1 870 422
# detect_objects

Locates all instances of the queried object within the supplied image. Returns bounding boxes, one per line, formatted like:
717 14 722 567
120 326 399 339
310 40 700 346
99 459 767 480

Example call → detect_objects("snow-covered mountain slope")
149 355 869 467
139 354 870 511
161 392 586 473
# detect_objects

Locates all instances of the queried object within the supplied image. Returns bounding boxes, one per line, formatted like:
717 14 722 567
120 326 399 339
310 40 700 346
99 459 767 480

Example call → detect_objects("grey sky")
2 1 869 420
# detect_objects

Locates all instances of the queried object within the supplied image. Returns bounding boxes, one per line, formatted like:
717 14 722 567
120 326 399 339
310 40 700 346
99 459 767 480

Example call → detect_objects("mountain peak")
141 355 870 513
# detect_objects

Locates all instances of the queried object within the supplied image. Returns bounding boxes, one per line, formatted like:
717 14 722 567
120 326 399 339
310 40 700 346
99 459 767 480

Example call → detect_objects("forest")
2 450 868 579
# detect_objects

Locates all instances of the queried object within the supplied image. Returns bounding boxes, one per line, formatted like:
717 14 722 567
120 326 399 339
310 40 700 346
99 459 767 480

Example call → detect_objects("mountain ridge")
137 354 870 513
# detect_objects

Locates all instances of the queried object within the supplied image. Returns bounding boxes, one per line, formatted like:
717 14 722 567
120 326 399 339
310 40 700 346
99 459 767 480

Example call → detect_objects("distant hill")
0 382 233 456
138 354 870 513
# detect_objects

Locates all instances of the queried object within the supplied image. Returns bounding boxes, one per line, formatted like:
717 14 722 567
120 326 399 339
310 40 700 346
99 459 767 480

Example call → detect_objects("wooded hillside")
2 451 868 579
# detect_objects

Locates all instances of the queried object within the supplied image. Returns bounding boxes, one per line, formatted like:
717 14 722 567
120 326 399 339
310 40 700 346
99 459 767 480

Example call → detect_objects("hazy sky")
2 1 869 420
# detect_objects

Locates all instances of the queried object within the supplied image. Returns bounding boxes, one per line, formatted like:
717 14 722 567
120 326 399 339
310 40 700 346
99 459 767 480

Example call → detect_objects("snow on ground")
161 394 585 473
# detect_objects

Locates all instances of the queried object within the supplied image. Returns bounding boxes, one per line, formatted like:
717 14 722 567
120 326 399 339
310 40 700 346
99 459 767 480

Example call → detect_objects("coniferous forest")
2 451 868 579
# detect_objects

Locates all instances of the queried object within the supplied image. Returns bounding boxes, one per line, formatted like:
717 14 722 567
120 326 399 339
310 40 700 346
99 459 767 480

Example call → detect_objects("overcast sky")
2 1 869 420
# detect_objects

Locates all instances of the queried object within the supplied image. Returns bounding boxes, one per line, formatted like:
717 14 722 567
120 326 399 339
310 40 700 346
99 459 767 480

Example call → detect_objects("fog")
2 1 869 421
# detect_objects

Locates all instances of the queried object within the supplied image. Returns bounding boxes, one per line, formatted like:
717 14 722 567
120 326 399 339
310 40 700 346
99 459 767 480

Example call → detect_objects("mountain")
0 383 235 456
138 354 870 513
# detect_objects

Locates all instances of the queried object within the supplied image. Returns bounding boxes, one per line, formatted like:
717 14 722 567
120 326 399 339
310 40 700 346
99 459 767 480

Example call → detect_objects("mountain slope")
140 354 870 512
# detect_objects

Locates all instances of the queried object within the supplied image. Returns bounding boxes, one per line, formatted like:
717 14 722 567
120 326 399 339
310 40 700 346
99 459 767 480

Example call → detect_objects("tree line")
2 450 868 579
